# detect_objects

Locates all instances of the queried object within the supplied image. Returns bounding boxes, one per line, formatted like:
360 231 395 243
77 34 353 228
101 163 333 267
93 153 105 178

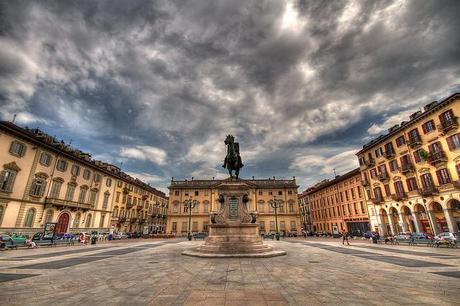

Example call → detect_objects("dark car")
0 234 18 249
32 232 54 243
363 231 375 239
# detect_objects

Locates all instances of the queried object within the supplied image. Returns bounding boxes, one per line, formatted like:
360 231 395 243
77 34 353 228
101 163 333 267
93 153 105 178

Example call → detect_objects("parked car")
0 234 17 249
32 232 54 243
411 232 430 240
11 234 27 245
436 232 457 241
394 232 412 240
363 231 375 239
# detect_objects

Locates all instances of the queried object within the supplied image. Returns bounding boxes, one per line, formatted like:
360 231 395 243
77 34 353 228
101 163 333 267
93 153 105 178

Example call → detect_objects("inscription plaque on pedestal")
229 197 238 218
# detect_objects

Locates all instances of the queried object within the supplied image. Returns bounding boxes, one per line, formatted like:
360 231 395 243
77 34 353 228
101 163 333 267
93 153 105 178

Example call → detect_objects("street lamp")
269 196 283 240
184 197 198 241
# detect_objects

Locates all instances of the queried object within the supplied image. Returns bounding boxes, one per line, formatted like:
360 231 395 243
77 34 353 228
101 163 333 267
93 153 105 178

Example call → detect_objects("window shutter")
447 136 454 151
422 123 427 134
436 170 442 185
431 120 436 131
413 151 420 163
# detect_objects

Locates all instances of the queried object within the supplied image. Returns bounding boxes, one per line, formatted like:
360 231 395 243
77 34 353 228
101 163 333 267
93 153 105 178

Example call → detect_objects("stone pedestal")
182 179 286 258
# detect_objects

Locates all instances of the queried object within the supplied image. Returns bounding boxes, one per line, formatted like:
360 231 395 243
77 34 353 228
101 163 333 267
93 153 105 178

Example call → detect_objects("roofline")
303 167 361 195
356 92 460 155
0 121 166 198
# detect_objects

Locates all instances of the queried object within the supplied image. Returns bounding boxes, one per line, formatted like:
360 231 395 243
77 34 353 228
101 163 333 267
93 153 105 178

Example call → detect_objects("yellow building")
0 121 167 235
357 92 460 236
167 177 300 235
304 168 370 235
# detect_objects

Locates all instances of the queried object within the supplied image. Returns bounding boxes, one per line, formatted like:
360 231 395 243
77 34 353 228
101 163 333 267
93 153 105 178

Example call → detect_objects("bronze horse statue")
222 135 244 178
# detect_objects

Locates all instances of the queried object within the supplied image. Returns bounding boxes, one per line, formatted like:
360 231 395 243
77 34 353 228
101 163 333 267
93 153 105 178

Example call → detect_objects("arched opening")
24 208 36 227
447 199 460 233
389 207 400 233
73 212 81 228
400 206 415 232
380 209 390 236
85 214 92 228
57 212 70 233
429 202 448 233
413 204 432 234
44 209 54 224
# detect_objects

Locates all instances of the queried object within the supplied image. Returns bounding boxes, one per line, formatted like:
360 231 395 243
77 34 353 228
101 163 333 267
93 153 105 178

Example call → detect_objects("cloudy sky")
1 0 459 193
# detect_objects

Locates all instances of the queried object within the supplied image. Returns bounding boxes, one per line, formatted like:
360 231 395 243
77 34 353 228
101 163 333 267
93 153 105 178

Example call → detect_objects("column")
377 213 386 236
443 208 459 233
412 212 422 233
387 215 396 235
399 214 408 232
427 210 440 235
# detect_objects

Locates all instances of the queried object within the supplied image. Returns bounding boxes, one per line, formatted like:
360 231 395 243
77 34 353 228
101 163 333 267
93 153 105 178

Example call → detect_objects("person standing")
342 230 350 246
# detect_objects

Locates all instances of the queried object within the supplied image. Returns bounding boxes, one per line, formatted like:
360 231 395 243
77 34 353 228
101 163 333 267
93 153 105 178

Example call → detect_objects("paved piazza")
0 239 459 306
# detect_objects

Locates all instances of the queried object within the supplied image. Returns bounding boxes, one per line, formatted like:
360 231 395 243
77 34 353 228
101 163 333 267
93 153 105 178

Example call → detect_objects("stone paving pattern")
0 238 459 305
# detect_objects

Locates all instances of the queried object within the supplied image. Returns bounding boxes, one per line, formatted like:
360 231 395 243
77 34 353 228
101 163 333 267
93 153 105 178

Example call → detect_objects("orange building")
305 168 370 236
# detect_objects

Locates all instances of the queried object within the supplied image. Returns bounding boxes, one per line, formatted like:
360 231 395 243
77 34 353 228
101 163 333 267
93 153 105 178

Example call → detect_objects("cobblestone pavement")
0 238 459 305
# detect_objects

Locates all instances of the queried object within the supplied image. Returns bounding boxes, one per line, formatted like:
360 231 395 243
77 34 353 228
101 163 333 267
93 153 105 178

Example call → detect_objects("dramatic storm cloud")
1 0 459 192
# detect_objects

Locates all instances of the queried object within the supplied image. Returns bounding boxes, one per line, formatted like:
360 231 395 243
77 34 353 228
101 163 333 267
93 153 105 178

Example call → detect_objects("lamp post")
184 197 198 241
269 196 283 240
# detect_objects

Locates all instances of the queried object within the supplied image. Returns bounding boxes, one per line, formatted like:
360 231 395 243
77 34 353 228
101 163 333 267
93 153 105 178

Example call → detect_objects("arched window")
85 214 92 228
78 185 88 203
24 208 36 227
88 189 98 206
49 179 63 198
30 174 48 197
74 212 81 228
120 208 125 217
44 209 54 223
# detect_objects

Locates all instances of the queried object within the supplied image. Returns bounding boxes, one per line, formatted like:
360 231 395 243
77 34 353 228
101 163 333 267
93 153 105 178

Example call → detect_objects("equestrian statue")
222 135 244 178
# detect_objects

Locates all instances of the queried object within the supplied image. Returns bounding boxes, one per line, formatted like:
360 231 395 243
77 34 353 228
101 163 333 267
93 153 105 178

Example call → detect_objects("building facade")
167 177 300 235
357 92 460 236
298 191 312 232
305 168 370 236
0 121 167 235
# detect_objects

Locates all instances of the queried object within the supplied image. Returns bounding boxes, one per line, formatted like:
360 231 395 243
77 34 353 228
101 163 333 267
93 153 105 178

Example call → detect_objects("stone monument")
181 135 286 258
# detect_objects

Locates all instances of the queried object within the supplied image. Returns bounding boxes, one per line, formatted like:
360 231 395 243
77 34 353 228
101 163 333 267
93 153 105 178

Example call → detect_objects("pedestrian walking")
342 230 350 246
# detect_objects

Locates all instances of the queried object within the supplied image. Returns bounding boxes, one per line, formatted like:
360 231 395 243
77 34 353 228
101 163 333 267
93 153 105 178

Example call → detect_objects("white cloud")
290 149 359 177
125 171 164 184
120 145 167 165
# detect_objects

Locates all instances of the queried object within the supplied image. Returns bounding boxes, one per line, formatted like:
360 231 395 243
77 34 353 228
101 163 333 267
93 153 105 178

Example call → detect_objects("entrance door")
57 213 70 233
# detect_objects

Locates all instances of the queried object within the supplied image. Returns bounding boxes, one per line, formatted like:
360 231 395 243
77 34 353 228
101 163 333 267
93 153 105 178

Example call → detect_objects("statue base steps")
181 223 286 258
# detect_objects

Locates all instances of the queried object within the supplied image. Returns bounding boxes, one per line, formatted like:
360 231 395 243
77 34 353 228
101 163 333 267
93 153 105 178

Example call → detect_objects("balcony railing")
384 150 396 159
418 186 439 196
391 192 407 201
364 158 375 167
45 197 92 211
371 197 384 204
428 151 448 166
438 117 458 134
401 163 414 174
378 172 389 182
408 136 422 149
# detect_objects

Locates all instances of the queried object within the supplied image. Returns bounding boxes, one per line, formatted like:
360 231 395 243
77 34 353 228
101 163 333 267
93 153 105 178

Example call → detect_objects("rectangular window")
439 109 454 124
280 221 286 230
71 164 80 176
384 142 395 154
428 141 443 153
406 178 418 191
408 128 420 141
0 170 16 192
115 192 120 203
270 221 275 231
278 191 283 195
203 222 209 232
259 221 265 231
389 159 399 172
65 184 76 201
50 181 62 198
99 214 106 227
375 147 384 157
181 222 187 232
447 133 460 151
396 136 406 147
89 190 97 205
9 141 26 157
174 190 180 196
195 191 199 196
56 160 68 172
436 168 452 185
39 153 52 166
102 193 110 209
192 221 198 232
172 222 177 232
394 181 405 195
30 179 46 197
370 168 377 178
258 191 263 195
78 188 87 203
420 173 434 188
413 149 425 163
422 120 436 134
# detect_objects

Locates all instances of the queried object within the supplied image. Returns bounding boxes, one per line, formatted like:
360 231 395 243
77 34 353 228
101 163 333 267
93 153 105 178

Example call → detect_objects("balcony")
438 117 458 134
365 158 376 167
428 151 448 166
408 136 422 149
378 172 389 182
371 197 384 204
45 197 92 211
401 163 415 175
384 151 396 160
419 186 439 196
391 192 407 201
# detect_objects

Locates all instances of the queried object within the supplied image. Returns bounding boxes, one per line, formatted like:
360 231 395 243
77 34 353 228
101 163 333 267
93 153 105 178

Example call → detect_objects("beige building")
304 168 370 235
167 177 300 235
0 121 167 235
357 92 460 236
